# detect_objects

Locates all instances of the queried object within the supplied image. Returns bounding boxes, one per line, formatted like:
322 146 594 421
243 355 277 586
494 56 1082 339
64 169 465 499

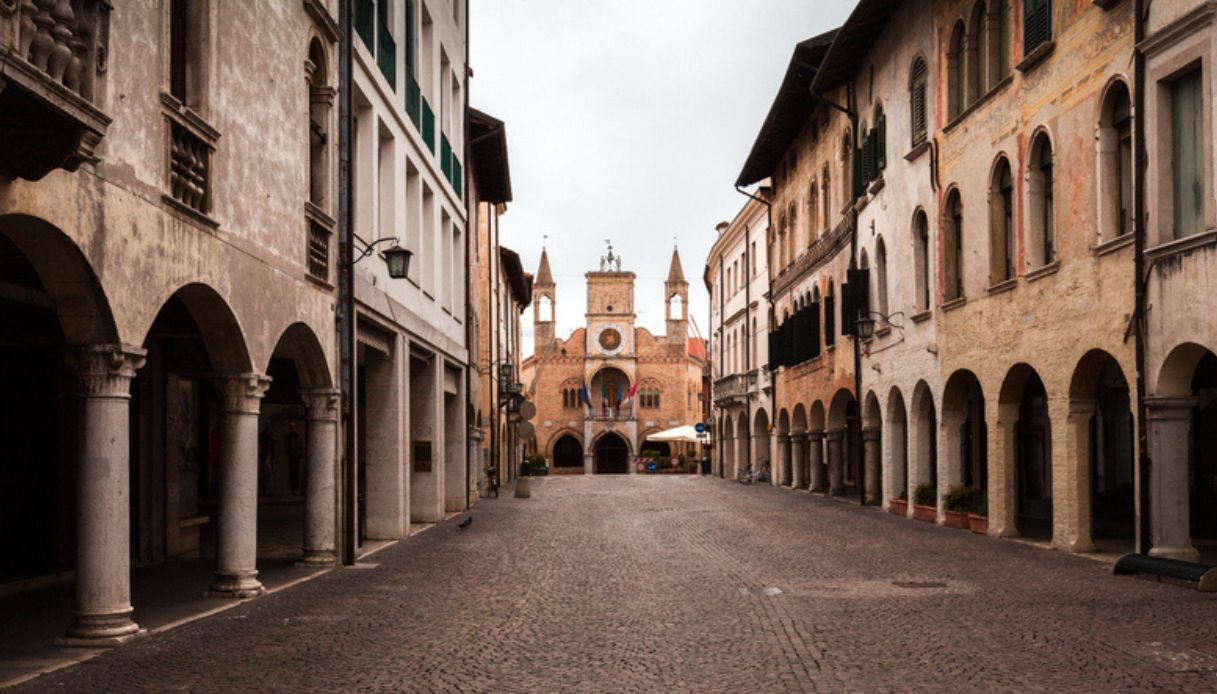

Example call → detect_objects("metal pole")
1133 0 1150 555
337 0 357 566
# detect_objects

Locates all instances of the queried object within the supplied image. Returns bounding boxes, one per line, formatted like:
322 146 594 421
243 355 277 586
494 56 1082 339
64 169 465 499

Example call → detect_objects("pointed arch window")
1098 81 1133 242
876 237 890 318
967 2 987 102
944 191 964 301
948 21 966 121
825 281 836 347
990 157 1015 283
914 210 931 311
1027 133 1055 267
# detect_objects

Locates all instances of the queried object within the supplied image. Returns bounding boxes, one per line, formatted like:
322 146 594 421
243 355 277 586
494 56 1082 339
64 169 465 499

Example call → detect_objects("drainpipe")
337 0 356 565
718 253 725 474
462 0 471 510
736 186 773 479
847 82 865 507
1133 0 1150 556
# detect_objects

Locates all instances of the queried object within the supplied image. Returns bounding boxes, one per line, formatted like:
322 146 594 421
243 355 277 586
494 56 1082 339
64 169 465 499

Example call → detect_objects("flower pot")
888 499 908 516
944 510 970 529
968 513 988 535
912 504 937 523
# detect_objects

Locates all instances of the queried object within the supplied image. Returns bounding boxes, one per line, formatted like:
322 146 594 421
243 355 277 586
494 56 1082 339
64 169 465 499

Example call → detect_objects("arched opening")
777 410 792 486
1069 350 1134 552
594 433 630 475
668 293 684 321
942 370 987 514
1098 80 1133 242
821 166 832 230
827 389 858 497
552 434 584 470
258 323 333 564
944 189 964 302
967 2 987 102
863 392 883 505
1027 132 1055 268
1149 344 1217 560
913 210 931 312
752 408 771 477
792 404 809 489
1000 364 1052 539
948 20 966 120
887 387 909 509
721 414 734 479
875 237 889 318
736 415 751 481
537 294 554 323
911 381 938 510
307 38 332 211
589 367 631 417
990 156 1015 284
840 131 853 210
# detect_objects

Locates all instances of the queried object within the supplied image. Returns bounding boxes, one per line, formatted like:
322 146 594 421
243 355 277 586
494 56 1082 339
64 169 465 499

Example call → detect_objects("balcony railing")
587 404 634 421
307 219 331 283
714 374 748 401
0 0 112 180
168 118 212 216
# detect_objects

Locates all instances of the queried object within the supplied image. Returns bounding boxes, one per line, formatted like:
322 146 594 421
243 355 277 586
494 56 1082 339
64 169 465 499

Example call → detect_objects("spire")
536 247 553 286
666 247 686 284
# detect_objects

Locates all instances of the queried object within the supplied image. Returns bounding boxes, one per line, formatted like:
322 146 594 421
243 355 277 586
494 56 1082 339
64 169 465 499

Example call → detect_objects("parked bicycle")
739 459 771 485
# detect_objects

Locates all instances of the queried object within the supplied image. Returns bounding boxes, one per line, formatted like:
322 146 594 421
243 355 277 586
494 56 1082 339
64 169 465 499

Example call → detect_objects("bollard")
514 476 531 499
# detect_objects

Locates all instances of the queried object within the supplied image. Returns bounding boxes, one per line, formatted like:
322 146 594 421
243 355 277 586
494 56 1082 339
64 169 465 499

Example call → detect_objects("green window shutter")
453 157 463 199
376 0 396 87
877 115 887 171
1172 69 1205 239
421 97 435 152
405 0 415 75
441 134 453 179
1024 0 1051 55
405 72 421 129
355 0 375 51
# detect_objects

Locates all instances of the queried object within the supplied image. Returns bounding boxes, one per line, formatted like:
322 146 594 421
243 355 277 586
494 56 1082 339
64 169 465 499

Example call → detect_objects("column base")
207 571 265 598
1150 545 1201 563
1060 539 1096 554
58 607 140 647
296 550 337 567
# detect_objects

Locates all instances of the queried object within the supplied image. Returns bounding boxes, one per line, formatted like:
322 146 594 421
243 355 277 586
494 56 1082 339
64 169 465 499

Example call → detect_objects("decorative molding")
1015 41 1056 74
216 373 272 414
69 344 147 398
1146 228 1217 264
1024 260 1060 283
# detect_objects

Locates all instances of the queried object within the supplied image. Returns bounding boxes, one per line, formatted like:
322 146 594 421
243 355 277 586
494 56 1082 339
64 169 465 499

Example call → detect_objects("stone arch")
1155 342 1214 397
886 386 909 509
720 412 734 479
862 390 883 504
591 430 631 475
910 380 938 513
776 409 792 486
752 408 770 475
267 322 333 390
827 389 857 495
997 363 1052 540
143 283 253 373
941 370 987 514
735 414 751 481
550 431 585 470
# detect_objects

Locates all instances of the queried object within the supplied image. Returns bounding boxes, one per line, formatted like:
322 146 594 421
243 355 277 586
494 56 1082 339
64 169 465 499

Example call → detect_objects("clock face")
599 328 622 351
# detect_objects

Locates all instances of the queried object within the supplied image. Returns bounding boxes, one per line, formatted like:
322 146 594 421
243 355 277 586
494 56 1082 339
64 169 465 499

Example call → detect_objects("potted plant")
889 490 908 516
526 453 549 476
968 494 989 535
912 484 938 522
943 485 976 529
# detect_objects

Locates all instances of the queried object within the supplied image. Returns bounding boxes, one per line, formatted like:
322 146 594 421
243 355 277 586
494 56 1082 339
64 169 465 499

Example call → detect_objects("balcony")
0 0 112 181
587 404 634 421
713 369 769 406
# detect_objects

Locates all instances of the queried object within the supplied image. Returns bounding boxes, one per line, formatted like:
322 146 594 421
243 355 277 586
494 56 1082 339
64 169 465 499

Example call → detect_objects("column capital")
216 373 272 414
792 431 809 443
1146 395 1198 420
808 430 825 442
826 429 844 442
68 344 147 398
300 387 340 421
862 426 881 441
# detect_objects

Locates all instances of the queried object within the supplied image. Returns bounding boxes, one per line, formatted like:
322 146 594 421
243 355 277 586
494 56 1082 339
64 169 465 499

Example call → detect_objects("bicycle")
739 459 771 485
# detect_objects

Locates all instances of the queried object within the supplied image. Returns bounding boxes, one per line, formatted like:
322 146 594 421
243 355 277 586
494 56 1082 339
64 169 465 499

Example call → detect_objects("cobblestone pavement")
18 476 1217 692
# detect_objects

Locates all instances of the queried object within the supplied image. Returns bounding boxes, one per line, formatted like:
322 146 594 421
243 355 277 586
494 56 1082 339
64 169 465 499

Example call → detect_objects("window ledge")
987 277 1018 295
162 194 220 229
305 273 335 291
1016 41 1056 74
1146 228 1217 263
904 141 930 162
941 297 967 313
1025 260 1060 283
910 309 933 324
942 75 1013 134
868 176 886 196
1094 233 1134 258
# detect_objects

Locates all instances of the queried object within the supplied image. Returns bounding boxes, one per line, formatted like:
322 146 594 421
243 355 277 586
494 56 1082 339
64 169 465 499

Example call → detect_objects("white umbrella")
645 425 710 444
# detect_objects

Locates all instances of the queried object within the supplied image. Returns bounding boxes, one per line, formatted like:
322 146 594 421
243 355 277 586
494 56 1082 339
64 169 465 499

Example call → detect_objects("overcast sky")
470 0 854 356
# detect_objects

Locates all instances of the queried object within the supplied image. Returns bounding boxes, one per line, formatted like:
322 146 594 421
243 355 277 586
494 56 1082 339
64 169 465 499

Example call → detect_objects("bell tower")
533 247 555 352
665 246 688 346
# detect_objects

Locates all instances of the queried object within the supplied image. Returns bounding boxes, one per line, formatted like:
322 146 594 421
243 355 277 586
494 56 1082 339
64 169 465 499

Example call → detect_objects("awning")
645 425 710 445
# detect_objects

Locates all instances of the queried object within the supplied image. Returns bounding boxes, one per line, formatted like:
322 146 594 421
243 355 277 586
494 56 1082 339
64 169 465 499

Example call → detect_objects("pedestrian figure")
259 428 275 497
286 423 304 496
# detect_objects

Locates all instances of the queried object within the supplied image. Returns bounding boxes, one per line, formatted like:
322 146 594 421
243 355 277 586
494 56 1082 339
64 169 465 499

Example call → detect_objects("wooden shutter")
840 282 854 336
877 116 887 171
825 294 836 346
849 268 871 323
1024 0 1051 55
810 301 822 358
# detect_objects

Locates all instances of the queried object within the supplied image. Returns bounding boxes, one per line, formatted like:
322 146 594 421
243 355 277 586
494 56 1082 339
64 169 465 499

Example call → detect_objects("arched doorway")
752 408 770 478
594 433 629 474
887 387 909 509
911 381 938 510
1069 350 1134 551
552 434 584 470
862 392 882 505
827 389 858 497
942 370 987 503
1001 365 1052 540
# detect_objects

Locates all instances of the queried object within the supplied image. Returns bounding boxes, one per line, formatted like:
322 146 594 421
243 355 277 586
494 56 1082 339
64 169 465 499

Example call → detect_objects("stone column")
827 429 844 496
209 373 271 598
1147 396 1199 561
989 403 1019 538
62 345 146 645
862 426 881 505
777 434 791 487
808 432 825 492
791 433 806 490
299 388 339 566
1061 399 1096 553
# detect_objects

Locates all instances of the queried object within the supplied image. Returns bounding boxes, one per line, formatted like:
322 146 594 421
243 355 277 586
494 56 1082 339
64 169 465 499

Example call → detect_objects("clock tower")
585 241 636 359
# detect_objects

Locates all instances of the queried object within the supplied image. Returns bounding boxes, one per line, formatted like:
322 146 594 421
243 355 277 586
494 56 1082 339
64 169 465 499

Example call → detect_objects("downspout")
1133 0 1150 555
736 185 773 480
337 0 356 565
718 254 725 475
847 81 865 507
462 0 471 510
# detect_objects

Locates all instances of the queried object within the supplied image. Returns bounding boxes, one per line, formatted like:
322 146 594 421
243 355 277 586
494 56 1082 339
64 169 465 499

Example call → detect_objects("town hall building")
522 245 708 474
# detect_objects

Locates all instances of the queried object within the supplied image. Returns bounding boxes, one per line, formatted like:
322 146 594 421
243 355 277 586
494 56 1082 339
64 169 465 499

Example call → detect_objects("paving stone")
15 476 1217 692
